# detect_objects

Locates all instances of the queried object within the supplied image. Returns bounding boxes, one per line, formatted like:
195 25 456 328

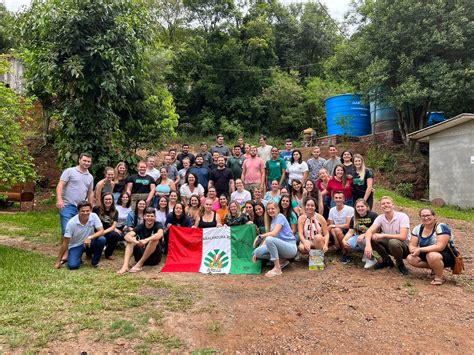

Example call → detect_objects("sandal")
265 269 282 278
129 265 143 273
430 278 444 285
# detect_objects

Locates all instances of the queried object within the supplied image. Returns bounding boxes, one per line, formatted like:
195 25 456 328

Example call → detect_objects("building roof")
408 113 474 142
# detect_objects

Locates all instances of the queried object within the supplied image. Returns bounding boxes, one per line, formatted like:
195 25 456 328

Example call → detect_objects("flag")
161 224 261 274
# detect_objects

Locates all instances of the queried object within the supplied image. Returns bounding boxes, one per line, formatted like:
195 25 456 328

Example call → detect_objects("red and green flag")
161 224 262 274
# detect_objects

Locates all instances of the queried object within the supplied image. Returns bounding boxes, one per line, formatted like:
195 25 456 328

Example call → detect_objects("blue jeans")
59 204 78 235
253 237 297 261
347 234 366 253
104 230 123 258
68 236 106 269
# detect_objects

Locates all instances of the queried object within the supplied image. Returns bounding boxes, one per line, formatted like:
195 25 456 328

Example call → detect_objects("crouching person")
54 200 105 270
117 207 164 274
364 196 410 275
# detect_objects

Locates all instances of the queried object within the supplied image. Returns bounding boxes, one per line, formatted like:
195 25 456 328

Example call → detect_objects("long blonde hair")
114 162 128 183
353 154 366 181
264 201 280 232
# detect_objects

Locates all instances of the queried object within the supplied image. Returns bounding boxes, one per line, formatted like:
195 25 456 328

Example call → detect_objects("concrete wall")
429 120 474 208
0 56 24 94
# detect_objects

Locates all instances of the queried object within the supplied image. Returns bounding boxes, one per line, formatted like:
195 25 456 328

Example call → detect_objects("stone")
431 198 445 207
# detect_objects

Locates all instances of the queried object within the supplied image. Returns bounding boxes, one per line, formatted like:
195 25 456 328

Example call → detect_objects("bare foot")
252 255 257 263
54 261 62 269
117 267 129 275
129 265 143 273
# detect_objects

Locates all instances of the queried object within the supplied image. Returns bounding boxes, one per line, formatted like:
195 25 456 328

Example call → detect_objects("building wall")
0 56 24 94
429 120 474 208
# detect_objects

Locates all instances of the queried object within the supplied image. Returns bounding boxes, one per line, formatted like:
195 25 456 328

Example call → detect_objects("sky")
4 0 351 21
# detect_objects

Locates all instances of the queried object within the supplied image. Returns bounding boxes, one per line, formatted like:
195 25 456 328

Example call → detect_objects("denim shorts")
59 204 78 235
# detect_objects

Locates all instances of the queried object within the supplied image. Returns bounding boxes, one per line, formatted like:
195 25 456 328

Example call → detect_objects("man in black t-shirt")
176 143 195 170
126 161 156 208
117 208 163 274
209 156 234 197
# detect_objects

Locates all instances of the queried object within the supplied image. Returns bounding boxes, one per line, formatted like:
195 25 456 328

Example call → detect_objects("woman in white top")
286 149 308 185
231 179 252 207
155 195 169 227
180 173 205 205
116 192 132 232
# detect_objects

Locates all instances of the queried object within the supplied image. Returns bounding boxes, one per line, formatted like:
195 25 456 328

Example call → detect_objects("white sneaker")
364 258 378 269
362 255 367 262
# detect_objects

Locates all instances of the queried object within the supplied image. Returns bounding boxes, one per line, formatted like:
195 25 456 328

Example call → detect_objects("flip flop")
60 259 68 265
430 278 444 285
116 268 129 275
129 266 143 273
265 269 282 278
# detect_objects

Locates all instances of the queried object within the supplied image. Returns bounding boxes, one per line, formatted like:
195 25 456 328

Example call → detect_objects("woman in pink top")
325 165 353 207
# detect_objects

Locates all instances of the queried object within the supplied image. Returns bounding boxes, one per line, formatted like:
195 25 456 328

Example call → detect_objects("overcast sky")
5 0 351 21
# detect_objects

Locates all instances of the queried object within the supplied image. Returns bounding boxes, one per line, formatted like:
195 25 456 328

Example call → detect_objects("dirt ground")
1 204 473 353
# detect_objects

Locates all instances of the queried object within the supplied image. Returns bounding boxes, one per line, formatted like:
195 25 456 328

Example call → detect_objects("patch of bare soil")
1 204 472 353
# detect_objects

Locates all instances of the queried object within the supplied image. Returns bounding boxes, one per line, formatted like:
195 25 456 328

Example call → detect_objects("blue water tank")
325 94 371 136
428 111 446 126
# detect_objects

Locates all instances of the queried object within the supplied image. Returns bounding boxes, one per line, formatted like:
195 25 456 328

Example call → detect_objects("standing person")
113 162 128 203
243 143 252 159
307 146 326 183
216 194 229 225
279 139 293 164
231 179 252 206
126 161 155 208
54 201 105 270
180 173 205 205
146 156 160 181
364 196 410 275
317 168 331 219
265 146 287 190
177 158 191 187
189 154 210 194
257 135 273 163
93 192 122 260
407 208 458 285
252 201 297 277
155 167 176 199
209 156 235 197
56 153 94 263
210 134 231 160
241 146 265 195
286 149 309 186
199 142 213 167
177 143 195 170
226 145 246 181
162 154 180 186
352 154 374 209
297 198 329 256
194 198 221 228
168 148 178 168
95 167 115 208
327 191 355 262
341 150 356 179
209 152 220 171
117 207 164 274
326 165 353 207
323 145 341 176
236 136 246 154
342 199 378 268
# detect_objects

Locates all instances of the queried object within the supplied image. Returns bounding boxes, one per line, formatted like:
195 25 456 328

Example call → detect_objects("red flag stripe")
161 226 203 272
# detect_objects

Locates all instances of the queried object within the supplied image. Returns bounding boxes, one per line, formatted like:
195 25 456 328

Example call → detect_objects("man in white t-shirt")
328 191 354 264
364 196 410 275
146 156 160 181
257 135 273 163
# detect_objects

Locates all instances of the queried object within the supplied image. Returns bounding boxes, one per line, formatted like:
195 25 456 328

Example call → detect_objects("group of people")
53 134 460 285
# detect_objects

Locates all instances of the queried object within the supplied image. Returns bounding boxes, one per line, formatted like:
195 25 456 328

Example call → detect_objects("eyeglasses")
420 215 433 219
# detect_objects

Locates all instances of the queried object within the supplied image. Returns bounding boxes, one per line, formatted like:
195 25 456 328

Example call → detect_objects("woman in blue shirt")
252 201 297 277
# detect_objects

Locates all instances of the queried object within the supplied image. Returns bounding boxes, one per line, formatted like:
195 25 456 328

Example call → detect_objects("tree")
0 57 35 189
0 4 15 53
18 0 178 174
331 0 474 144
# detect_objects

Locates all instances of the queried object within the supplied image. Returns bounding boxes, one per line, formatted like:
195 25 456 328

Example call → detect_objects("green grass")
375 188 474 222
0 208 59 244
0 246 194 351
